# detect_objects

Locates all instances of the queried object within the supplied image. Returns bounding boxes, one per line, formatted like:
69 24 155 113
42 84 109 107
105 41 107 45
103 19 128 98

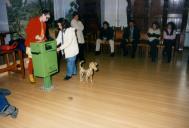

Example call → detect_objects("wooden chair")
98 30 110 53
100 39 109 53
114 28 124 54
138 32 148 56
85 32 97 52
0 41 25 78
156 43 175 60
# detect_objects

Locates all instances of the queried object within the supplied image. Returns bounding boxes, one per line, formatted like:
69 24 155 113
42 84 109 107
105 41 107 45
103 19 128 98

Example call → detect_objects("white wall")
101 0 128 27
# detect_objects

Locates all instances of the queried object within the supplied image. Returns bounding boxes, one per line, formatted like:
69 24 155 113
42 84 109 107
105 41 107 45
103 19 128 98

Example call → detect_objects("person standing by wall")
25 9 50 83
71 12 85 61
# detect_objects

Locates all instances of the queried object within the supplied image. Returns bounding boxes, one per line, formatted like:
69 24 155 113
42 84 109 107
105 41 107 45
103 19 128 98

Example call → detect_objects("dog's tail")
79 60 85 69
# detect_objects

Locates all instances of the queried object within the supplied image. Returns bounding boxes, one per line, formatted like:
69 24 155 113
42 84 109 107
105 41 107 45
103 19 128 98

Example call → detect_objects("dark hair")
167 22 176 30
56 18 64 30
56 18 70 30
103 21 109 27
129 20 135 24
152 21 159 29
41 9 50 15
72 11 79 18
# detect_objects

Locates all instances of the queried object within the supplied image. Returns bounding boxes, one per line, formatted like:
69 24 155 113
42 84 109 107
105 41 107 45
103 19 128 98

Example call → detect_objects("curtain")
184 11 189 47
0 0 10 44
53 0 73 20
101 0 128 27
0 0 9 33
118 0 128 27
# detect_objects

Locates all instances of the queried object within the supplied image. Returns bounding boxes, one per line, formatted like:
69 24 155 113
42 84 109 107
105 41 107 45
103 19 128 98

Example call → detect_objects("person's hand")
35 35 44 42
103 37 107 41
26 47 32 58
57 47 61 52
152 33 156 36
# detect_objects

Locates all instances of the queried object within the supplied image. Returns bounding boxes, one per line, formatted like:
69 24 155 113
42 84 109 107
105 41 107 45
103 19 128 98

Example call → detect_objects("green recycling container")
30 40 58 77
30 40 58 91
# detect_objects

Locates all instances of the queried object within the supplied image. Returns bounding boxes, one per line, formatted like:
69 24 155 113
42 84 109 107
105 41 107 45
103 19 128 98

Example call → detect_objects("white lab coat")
71 19 85 44
56 27 79 58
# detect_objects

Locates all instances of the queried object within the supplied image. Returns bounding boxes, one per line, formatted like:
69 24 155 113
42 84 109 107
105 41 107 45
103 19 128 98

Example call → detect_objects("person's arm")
122 28 128 41
136 28 140 41
163 31 167 39
77 21 84 31
36 22 46 42
98 28 103 39
150 33 160 38
108 28 114 40
71 20 84 31
169 30 176 40
147 28 153 37
164 30 176 40
25 18 45 45
154 33 161 38
25 19 36 47
56 31 62 46
59 29 74 50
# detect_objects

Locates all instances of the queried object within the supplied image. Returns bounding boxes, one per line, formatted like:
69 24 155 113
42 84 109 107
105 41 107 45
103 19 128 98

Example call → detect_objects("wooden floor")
0 51 189 128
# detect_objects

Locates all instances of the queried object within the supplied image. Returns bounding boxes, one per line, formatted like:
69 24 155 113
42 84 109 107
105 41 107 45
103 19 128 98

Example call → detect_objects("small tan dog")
79 60 98 82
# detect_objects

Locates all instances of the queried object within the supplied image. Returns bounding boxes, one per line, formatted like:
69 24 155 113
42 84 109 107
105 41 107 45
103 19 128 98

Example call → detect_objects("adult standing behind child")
71 12 85 61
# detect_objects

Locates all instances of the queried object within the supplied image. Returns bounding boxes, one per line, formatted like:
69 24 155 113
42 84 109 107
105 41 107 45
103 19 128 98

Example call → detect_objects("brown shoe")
29 74 36 83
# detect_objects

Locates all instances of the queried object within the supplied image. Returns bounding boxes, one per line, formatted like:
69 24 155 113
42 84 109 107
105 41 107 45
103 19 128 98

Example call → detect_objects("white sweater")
56 27 79 58
71 19 85 44
148 28 161 42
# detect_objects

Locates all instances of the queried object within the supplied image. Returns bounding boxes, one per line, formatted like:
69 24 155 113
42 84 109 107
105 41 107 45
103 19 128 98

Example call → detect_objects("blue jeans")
0 95 9 111
66 56 77 77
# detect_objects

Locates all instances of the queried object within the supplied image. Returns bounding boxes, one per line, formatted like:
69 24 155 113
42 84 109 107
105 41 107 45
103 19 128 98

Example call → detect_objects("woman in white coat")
71 12 85 61
56 18 79 80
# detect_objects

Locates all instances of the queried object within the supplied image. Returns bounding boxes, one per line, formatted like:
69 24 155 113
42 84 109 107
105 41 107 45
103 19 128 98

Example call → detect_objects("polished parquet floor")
0 51 189 128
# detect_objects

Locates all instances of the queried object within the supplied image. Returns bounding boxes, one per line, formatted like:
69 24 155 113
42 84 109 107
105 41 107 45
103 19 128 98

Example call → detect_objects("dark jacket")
98 27 114 40
122 26 140 43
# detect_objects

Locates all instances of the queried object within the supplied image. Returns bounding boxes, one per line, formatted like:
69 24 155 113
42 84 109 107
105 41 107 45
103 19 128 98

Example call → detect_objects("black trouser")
57 52 63 72
149 39 159 62
131 42 138 57
164 39 174 62
78 43 85 61
9 39 26 53
121 40 127 55
121 40 138 57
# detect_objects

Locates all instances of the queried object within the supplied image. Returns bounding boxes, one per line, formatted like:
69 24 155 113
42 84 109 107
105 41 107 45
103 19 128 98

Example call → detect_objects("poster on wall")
7 0 54 37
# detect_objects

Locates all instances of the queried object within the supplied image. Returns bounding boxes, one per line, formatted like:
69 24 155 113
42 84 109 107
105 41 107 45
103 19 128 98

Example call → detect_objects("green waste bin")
30 40 58 91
